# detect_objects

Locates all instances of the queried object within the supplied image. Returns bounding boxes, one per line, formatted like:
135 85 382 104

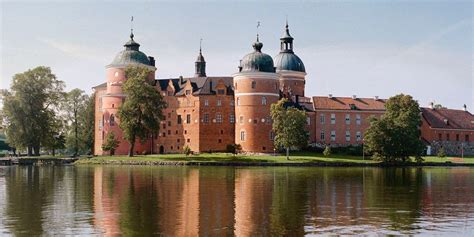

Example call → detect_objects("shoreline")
74 159 474 167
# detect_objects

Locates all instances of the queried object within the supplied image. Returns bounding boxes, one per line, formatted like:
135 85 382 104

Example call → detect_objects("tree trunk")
52 149 55 156
128 138 135 157
33 145 40 156
286 147 290 160
27 146 33 156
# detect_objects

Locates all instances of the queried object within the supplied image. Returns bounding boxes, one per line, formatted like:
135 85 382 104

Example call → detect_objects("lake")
0 165 473 236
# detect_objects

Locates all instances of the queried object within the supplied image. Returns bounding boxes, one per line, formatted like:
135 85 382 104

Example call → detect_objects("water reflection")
0 166 473 235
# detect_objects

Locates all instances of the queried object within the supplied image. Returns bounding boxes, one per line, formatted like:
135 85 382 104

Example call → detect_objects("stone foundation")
430 141 474 156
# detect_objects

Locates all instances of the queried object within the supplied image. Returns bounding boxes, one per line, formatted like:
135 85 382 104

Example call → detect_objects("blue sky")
1 0 472 110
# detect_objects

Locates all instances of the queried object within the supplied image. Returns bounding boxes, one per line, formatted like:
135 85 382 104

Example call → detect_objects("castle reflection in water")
1 166 474 235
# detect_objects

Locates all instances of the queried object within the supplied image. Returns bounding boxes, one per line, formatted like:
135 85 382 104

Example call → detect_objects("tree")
323 146 332 157
437 147 446 158
364 94 425 163
270 99 309 160
102 132 120 155
118 66 166 157
226 143 242 156
183 145 192 157
80 93 95 155
63 89 89 156
1 66 64 156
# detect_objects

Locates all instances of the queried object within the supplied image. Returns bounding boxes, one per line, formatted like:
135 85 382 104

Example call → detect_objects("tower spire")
195 38 206 77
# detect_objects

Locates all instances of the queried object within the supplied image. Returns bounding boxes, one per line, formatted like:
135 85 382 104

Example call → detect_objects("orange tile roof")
421 107 474 130
312 96 386 111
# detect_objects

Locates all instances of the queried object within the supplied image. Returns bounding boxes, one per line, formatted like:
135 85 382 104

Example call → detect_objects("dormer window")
185 90 191 95
217 89 225 95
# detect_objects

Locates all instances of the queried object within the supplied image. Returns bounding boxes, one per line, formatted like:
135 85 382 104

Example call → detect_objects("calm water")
0 166 473 236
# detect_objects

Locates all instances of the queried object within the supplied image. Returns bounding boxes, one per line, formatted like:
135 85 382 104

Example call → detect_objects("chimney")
328 94 333 99
463 104 467 111
352 95 357 100
148 56 155 67
429 102 434 109
374 96 379 100
444 119 449 125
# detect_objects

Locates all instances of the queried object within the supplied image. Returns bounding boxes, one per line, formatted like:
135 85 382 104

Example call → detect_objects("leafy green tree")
63 89 89 156
323 146 332 157
102 132 120 155
183 145 192 156
1 66 64 156
271 99 309 160
364 94 425 163
80 93 95 155
118 66 166 157
437 147 446 158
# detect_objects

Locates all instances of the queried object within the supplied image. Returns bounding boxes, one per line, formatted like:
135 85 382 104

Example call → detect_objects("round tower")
233 36 279 153
274 22 306 98
100 32 156 155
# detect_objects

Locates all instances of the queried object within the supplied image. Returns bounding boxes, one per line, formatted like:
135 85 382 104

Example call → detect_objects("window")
230 100 234 106
320 114 325 124
216 113 223 123
168 121 171 126
99 98 103 109
109 114 115 126
466 134 470 142
240 131 246 141
168 130 171 135
356 114 361 125
320 131 325 140
177 115 182 124
345 114 350 125
230 114 235 124
446 134 450 141
330 130 336 141
204 99 209 106
204 113 209 123
162 132 166 137
356 131 362 141
217 89 225 95
217 99 222 106
331 114 336 124
185 90 191 95
456 134 460 141
236 97 240 106
346 131 351 141
307 117 311 125
266 116 272 124
235 83 238 90
261 96 267 105
162 124 166 129
438 133 442 140
220 130 224 135
239 116 243 124
218 139 222 143
269 131 275 141
251 81 256 89
186 114 191 124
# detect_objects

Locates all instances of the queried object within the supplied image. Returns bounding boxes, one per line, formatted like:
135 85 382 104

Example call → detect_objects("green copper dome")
239 36 275 73
274 22 305 73
107 33 152 68
274 52 305 72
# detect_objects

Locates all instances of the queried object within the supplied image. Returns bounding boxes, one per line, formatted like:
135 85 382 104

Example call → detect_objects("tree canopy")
1 66 64 156
364 94 425 163
62 89 92 156
270 99 308 160
118 66 166 157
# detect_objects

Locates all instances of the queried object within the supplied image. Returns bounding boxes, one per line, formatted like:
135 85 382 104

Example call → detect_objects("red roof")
312 96 386 111
421 107 474 130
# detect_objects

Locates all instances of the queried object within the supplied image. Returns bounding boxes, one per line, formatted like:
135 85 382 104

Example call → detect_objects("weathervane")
200 38 203 53
130 16 134 39
256 21 261 41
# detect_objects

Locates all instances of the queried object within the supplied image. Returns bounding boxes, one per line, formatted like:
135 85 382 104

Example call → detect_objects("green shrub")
437 147 446 158
226 144 242 156
323 146 332 157
183 145 192 156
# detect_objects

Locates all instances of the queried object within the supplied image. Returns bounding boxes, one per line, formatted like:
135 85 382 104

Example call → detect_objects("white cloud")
37 38 110 64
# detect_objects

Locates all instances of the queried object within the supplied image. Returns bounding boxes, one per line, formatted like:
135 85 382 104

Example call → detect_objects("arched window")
251 81 256 89
236 97 240 106
269 131 275 141
261 96 267 105
109 114 115 126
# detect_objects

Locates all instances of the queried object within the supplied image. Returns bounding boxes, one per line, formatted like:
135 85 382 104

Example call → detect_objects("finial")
130 16 134 39
286 15 288 29
199 38 202 53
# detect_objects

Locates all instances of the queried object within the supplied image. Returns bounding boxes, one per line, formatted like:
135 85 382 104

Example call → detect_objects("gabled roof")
312 96 386 111
155 76 233 96
92 82 107 89
421 107 474 130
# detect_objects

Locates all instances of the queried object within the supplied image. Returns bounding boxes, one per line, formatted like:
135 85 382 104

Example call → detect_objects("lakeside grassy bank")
74 152 474 166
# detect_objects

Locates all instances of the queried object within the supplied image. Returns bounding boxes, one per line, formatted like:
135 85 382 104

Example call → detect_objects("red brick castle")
94 23 474 156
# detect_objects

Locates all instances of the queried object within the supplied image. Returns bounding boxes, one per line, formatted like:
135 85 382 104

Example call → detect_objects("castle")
94 23 474 156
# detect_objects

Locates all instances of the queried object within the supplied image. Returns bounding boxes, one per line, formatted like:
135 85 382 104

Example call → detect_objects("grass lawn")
75 151 474 165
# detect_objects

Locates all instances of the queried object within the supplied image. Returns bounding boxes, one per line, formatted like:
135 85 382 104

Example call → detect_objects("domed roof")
239 37 275 73
273 22 305 73
107 33 152 68
274 52 305 72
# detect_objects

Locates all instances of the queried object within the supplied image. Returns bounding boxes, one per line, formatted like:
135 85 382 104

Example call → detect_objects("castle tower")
233 35 279 153
99 31 156 155
274 22 306 98
195 44 206 77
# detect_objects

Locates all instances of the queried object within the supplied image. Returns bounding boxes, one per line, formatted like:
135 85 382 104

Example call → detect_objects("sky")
1 0 472 110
